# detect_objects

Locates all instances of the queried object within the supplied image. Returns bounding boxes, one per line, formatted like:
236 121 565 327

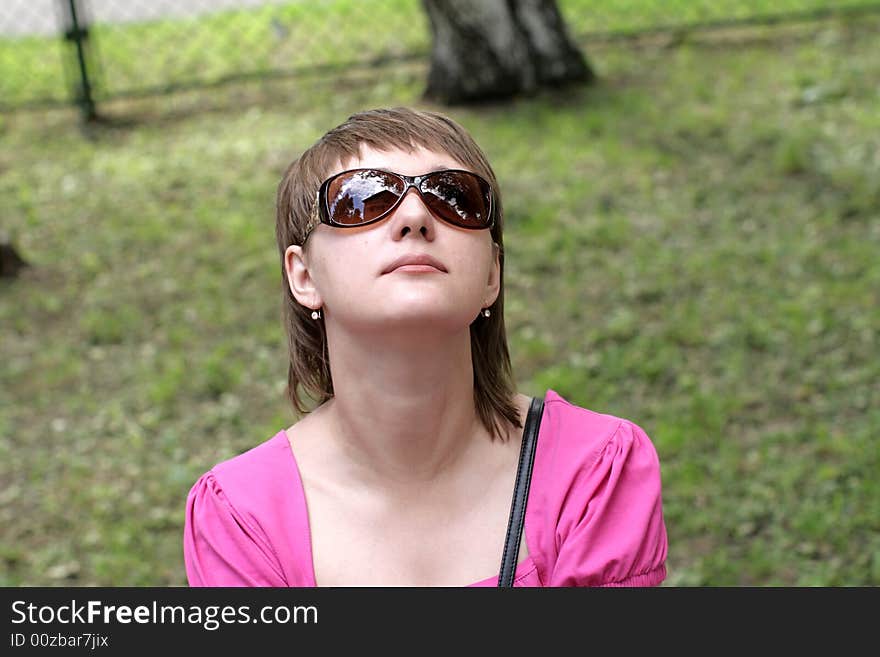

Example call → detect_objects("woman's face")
284 144 500 336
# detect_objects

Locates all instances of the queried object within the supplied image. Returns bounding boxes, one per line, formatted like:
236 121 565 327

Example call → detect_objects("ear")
485 241 501 307
284 244 323 310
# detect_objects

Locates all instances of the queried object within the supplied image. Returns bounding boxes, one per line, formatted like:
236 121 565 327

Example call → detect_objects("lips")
382 253 448 274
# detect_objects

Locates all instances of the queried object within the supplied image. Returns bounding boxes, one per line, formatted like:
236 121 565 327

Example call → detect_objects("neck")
318 323 485 490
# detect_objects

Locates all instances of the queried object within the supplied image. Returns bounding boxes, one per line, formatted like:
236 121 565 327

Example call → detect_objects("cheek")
316 249 374 296
459 244 495 282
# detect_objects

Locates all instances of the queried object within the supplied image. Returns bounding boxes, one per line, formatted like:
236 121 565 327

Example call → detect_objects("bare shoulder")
283 403 335 481
501 392 537 441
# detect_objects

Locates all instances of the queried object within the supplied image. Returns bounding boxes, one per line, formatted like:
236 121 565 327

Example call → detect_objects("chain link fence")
2 0 879 116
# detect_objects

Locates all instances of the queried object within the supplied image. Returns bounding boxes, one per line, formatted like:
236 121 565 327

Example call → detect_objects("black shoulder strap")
498 395 544 587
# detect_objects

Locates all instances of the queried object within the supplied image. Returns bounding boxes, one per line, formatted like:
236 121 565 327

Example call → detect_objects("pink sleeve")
548 419 668 587
183 471 288 587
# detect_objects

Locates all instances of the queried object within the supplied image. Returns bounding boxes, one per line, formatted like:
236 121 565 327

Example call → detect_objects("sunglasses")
304 168 495 240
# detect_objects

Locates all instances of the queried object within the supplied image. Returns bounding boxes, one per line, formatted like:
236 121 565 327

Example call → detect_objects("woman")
183 106 668 587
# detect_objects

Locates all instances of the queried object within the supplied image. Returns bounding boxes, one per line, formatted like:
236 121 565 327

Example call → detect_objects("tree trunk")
421 0 595 104
0 240 28 279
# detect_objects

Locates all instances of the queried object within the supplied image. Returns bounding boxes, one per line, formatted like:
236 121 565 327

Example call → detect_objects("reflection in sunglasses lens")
327 169 490 228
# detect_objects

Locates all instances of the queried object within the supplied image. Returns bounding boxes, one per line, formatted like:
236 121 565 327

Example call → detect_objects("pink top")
183 388 668 587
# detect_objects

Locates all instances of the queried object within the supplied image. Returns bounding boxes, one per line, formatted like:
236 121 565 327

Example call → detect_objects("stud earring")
482 308 491 317
311 309 322 320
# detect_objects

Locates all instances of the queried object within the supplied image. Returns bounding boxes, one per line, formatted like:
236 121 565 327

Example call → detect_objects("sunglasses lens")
422 171 492 228
325 170 403 225
323 169 492 229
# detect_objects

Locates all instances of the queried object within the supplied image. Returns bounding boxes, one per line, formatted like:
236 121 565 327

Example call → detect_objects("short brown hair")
275 107 522 441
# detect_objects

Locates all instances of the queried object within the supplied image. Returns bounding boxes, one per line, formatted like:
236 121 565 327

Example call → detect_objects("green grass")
3 0 877 107
1 14 879 586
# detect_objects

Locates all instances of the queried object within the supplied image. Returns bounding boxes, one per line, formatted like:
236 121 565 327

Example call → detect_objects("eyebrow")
376 165 450 173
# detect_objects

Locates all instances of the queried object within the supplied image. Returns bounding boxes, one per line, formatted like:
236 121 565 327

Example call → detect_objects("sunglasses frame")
303 168 495 240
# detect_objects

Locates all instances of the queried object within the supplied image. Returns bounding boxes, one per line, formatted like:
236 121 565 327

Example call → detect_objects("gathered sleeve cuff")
548 419 668 587
183 471 288 587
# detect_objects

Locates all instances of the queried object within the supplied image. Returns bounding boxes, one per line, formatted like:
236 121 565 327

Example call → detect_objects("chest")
303 456 529 587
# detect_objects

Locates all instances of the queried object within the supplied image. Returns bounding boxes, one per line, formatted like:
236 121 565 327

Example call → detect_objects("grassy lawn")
1 13 878 586
2 0 874 107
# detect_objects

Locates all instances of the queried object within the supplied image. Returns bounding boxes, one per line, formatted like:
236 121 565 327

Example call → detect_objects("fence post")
60 0 97 121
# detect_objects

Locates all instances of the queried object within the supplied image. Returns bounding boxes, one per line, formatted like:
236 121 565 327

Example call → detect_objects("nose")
387 185 437 236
